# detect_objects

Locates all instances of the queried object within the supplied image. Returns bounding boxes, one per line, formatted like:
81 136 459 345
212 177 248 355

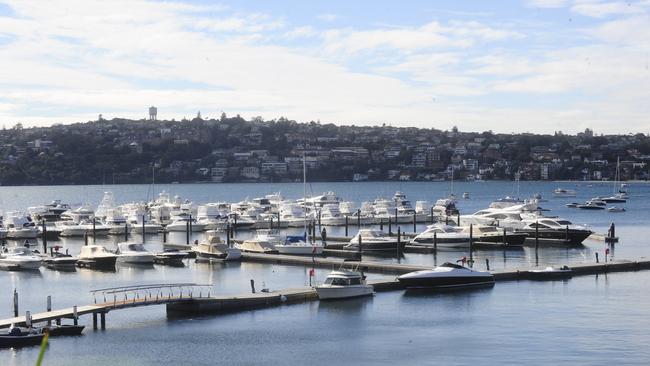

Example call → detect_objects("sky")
0 0 648 134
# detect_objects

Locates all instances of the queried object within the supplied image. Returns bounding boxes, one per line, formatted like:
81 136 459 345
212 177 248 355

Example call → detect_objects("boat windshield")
556 220 572 225
127 244 145 251
361 231 383 238
324 277 361 286
440 262 466 269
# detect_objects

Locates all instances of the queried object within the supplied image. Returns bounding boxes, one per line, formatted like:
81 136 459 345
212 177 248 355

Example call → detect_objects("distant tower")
197 111 201 120
98 114 103 121
149 106 157 121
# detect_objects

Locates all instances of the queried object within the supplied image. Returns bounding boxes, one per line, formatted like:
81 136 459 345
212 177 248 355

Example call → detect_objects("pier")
3 259 650 329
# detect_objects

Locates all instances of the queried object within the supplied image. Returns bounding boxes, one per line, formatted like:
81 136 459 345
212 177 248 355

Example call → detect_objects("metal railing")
90 283 212 308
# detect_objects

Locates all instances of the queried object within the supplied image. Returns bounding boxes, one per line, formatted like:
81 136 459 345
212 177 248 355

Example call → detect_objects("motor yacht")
460 225 527 246
410 224 471 248
192 235 242 261
43 247 77 270
236 229 280 254
165 214 206 232
345 229 404 253
0 246 42 271
398 262 494 289
316 266 374 300
576 201 606 210
516 218 592 245
116 242 155 264
318 204 347 226
279 203 308 228
77 245 118 269
3 213 38 239
275 235 324 255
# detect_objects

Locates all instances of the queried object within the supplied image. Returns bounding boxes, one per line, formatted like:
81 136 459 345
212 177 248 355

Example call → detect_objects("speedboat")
275 235 324 255
411 224 471 248
43 249 78 270
3 213 38 239
0 326 45 348
165 215 206 232
565 202 580 208
460 225 527 246
576 201 606 210
516 218 592 245
77 245 118 269
0 246 42 271
397 262 495 289
237 229 280 254
345 229 404 253
153 249 189 265
316 267 374 300
116 242 155 264
595 194 627 203
192 236 242 261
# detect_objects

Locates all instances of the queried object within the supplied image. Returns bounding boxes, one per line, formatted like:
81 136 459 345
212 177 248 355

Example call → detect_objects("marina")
1 180 649 364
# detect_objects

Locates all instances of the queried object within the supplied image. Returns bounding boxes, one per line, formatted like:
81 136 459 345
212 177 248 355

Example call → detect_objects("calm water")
1 181 650 365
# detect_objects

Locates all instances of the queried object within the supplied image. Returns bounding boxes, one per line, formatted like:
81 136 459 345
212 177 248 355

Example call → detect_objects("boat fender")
280 295 287 303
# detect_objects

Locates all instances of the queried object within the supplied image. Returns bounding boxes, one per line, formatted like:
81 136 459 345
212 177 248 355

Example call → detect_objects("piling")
41 220 47 253
379 219 383 231
469 224 474 264
503 228 507 245
124 222 129 241
270 217 274 229
93 219 97 242
486 258 490 271
226 224 231 247
142 215 146 243
84 232 88 246
163 229 167 243
388 217 392 235
186 221 190 245
457 213 461 226
535 221 539 251
189 215 193 233
73 306 78 326
345 215 349 236
13 289 18 317
565 225 569 241
93 313 98 330
25 311 31 328
433 232 437 252
430 207 434 224
413 212 416 233
250 279 256 294
46 295 52 326
357 209 361 228
445 216 449 225
277 213 281 229
234 216 238 233
318 210 321 229
100 312 105 330
397 227 401 256
394 208 398 227
358 232 363 255
596 252 599 263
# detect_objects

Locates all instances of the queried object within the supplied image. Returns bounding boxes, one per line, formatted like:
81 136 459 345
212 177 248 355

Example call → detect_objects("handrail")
90 283 211 294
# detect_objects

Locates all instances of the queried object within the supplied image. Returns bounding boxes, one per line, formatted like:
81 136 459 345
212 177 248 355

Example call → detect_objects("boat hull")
76 256 117 269
518 229 592 245
398 275 495 289
0 333 44 348
316 285 374 300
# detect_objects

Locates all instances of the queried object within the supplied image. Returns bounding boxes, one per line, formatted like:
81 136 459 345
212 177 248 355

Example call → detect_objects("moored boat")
397 262 494 289
316 265 374 300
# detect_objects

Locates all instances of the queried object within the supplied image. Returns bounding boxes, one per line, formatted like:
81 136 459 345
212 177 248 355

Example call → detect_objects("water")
1 181 650 364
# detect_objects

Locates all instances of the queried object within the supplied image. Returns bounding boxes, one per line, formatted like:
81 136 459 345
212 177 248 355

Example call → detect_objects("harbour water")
2 181 650 365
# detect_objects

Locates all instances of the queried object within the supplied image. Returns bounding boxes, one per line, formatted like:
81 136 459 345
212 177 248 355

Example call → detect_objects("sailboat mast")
303 154 307 234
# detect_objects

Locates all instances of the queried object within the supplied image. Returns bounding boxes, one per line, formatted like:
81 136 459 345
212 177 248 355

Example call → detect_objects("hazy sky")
0 0 648 134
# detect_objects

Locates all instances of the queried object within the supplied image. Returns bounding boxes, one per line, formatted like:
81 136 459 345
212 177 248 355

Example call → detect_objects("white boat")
316 267 374 300
77 245 118 269
165 215 206 232
103 209 130 235
527 265 573 280
607 206 626 212
116 242 155 264
411 224 471 248
192 236 241 261
398 262 494 289
3 213 38 239
318 204 347 226
236 229 280 254
275 235 324 255
576 201 606 210
43 251 78 270
345 229 402 253
196 203 229 230
0 246 42 271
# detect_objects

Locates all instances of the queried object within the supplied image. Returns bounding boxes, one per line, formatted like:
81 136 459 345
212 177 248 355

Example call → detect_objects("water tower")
149 106 157 121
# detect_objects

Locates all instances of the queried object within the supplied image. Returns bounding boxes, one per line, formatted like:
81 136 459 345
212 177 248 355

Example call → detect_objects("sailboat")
596 158 627 203
274 154 324 255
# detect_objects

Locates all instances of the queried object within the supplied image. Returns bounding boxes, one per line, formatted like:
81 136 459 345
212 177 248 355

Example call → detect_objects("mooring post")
610 222 616 239
345 215 349 236
42 220 47 253
100 312 106 330
445 216 449 225
596 252 599 263
565 225 569 241
397 227 401 256
312 221 316 243
234 215 238 233
226 224 231 247
503 228 507 245
270 216 273 230
394 208 398 227
357 209 361 228
318 210 322 229
162 228 167 243
413 212 416 233
25 311 31 328
388 217 392 236
186 221 190 245
358 232 363 255
434 231 437 252
535 221 539 252
47 295 52 326
430 206 434 224
485 258 490 271
379 219 383 231
469 224 474 264
93 313 98 330
142 215 146 243
124 222 129 241
73 306 78 326
250 279 256 294
457 213 461 226
277 212 281 229
93 219 97 242
84 232 88 246
13 289 18 317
